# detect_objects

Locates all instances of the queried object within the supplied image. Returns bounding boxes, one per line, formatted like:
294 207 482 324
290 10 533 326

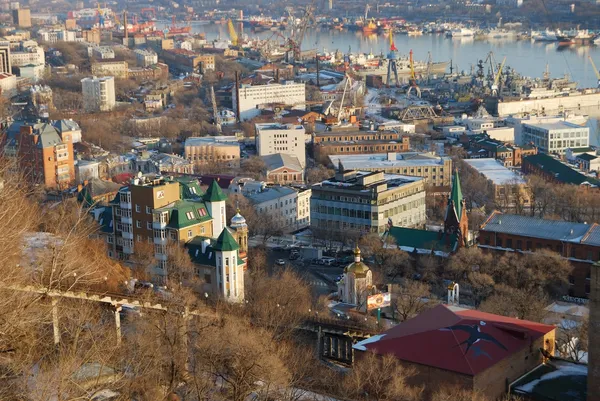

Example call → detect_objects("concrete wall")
498 92 600 117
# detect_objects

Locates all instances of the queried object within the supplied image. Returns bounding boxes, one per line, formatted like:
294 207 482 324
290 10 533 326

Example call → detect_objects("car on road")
289 252 300 260
275 259 286 266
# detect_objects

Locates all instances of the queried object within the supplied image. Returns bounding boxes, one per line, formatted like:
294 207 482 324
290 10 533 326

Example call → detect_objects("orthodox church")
337 246 374 312
385 169 469 256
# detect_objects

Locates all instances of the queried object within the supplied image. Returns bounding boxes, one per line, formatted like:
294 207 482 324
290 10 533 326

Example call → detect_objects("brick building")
314 129 409 161
1 122 75 189
261 153 304 185
523 153 600 186
354 304 556 400
465 135 537 167
479 212 600 297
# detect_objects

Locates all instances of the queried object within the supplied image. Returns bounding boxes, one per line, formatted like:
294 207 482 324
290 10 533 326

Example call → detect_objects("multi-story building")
522 153 600 186
91 46 115 60
91 61 128 79
10 45 44 67
1 121 75 189
12 8 31 28
81 76 116 112
463 158 530 210
261 153 304 185
0 42 11 74
314 129 410 161
128 63 169 81
37 29 76 43
0 73 17 97
522 120 589 155
134 48 158 67
233 81 306 121
479 211 600 298
81 29 100 44
16 63 45 82
329 152 453 188
52 119 82 143
99 176 246 302
160 49 214 74
184 136 240 169
132 151 194 175
255 123 306 168
311 169 426 234
465 135 537 167
246 185 311 232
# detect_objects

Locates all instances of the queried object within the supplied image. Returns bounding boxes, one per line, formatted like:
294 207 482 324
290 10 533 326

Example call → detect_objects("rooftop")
184 136 239 147
524 153 600 186
512 360 587 401
313 171 422 192
463 158 526 185
523 120 588 131
480 212 600 246
353 304 555 376
261 153 303 172
255 123 305 131
329 152 450 170
245 186 297 204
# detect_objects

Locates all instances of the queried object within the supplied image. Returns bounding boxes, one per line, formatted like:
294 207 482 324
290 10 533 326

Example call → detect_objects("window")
506 239 513 248
135 205 141 213
146 206 151 214
137 235 142 242
187 230 193 238
204 273 212 284
136 220 141 228
107 236 114 244
186 211 195 220
201 226 205 234
516 240 522 250
568 275 575 285
146 222 151 230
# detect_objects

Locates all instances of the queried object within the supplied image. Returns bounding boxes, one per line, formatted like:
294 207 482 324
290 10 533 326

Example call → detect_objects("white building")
245 185 311 232
177 40 193 51
522 121 589 155
134 48 158 67
233 81 306 120
0 73 17 97
17 63 45 82
38 29 77 43
337 246 373 312
506 114 588 145
75 160 100 183
10 45 44 67
91 46 115 60
255 123 306 168
81 76 116 112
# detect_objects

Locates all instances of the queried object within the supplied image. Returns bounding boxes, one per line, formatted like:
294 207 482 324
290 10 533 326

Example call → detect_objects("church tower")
444 169 469 247
203 180 227 238
338 246 373 312
212 228 244 303
230 209 248 257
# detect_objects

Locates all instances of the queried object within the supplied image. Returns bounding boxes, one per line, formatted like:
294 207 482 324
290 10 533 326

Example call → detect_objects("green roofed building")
93 175 247 302
385 169 468 256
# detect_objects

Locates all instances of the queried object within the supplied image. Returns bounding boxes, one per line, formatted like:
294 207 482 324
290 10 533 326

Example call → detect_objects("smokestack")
316 56 320 87
235 71 240 122
124 10 128 41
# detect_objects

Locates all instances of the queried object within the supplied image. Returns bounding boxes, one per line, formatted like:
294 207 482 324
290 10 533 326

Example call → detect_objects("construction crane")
364 4 370 21
588 56 600 88
97 3 105 28
287 0 316 63
210 86 221 133
227 19 238 47
337 73 352 122
406 50 421 98
491 56 507 96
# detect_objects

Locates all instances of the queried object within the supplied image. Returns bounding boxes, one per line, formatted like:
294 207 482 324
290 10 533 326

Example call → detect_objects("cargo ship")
362 19 377 34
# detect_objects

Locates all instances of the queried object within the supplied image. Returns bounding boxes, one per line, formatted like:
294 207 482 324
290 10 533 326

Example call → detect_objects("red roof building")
354 304 556 399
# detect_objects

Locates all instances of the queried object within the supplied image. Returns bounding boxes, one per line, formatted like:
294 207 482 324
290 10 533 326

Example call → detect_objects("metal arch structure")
397 105 439 122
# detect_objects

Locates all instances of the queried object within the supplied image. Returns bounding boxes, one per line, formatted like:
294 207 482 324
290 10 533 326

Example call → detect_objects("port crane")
588 56 600 88
228 19 238 47
491 56 507 96
406 50 422 98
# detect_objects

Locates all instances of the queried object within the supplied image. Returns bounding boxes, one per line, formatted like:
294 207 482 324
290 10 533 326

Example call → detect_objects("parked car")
289 253 300 260
275 259 286 266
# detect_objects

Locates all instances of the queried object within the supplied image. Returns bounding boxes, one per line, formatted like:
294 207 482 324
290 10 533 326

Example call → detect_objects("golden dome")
344 245 370 276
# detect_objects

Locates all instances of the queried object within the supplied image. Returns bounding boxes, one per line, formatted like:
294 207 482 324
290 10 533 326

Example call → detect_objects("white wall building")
18 63 45 82
506 114 588 145
255 123 306 168
233 81 306 120
246 186 311 232
91 46 115 59
10 45 44 67
81 76 116 112
0 73 17 97
134 48 158 67
522 121 589 155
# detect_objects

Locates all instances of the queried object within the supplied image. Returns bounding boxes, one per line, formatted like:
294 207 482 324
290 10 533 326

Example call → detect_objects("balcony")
122 231 133 240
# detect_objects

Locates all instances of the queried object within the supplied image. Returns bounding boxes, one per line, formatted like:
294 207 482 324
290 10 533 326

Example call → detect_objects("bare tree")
556 317 588 363
391 280 436 322
480 285 548 322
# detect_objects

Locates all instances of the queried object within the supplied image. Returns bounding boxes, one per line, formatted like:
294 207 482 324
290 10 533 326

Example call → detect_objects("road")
265 248 344 299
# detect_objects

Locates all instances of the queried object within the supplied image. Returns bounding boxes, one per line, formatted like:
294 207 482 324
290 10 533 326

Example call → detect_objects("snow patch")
515 361 587 393
353 334 387 351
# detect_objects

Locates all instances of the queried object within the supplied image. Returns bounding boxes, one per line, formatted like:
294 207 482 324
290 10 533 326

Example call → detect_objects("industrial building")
233 81 306 121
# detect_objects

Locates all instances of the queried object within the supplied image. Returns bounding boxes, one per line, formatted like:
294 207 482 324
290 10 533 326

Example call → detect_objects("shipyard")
4 0 600 400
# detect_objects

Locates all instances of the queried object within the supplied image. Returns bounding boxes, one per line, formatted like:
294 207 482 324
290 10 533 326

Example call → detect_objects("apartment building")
329 152 453 188
81 76 116 112
12 8 31 28
245 185 311 232
91 61 128 79
233 81 306 120
91 46 115 60
314 129 410 160
1 122 75 189
160 49 214 73
522 121 589 155
100 176 246 302
311 169 426 234
10 44 44 67
0 42 11 74
184 136 240 169
0 73 16 97
134 48 158 67
256 123 306 168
